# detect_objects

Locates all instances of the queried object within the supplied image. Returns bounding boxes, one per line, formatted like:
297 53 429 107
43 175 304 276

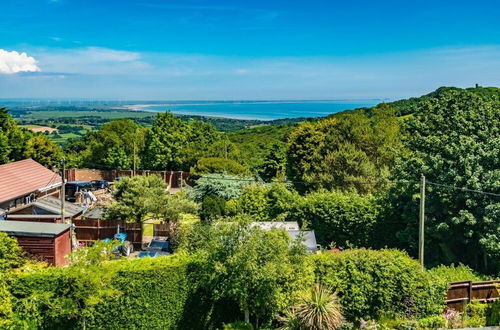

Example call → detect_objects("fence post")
467 280 473 304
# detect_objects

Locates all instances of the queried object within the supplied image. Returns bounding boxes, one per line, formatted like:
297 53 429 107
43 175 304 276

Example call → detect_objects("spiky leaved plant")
280 284 344 330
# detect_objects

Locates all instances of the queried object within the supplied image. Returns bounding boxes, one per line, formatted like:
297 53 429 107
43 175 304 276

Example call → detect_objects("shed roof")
0 220 71 237
0 159 61 204
33 196 83 217
288 230 318 253
252 221 300 231
82 207 105 219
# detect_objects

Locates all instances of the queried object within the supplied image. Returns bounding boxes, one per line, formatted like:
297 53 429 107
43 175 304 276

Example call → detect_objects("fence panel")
153 223 173 238
74 220 142 248
446 280 499 311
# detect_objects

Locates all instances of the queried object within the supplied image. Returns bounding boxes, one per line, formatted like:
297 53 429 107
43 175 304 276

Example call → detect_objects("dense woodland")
1 86 499 328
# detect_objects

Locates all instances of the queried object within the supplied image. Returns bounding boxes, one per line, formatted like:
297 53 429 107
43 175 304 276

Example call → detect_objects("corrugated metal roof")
0 159 62 204
33 196 83 217
0 220 71 237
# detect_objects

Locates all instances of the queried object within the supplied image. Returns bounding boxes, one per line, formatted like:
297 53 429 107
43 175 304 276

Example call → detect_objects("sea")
135 100 382 121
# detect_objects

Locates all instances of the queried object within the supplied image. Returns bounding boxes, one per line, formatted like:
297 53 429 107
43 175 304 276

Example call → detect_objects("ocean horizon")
131 100 381 120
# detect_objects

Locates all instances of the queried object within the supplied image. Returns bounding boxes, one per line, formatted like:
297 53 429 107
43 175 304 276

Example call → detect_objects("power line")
426 181 500 198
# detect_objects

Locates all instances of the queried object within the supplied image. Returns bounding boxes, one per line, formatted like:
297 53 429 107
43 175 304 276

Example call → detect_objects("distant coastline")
122 100 381 120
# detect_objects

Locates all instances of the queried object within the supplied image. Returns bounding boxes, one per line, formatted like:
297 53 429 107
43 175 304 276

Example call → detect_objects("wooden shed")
0 221 72 266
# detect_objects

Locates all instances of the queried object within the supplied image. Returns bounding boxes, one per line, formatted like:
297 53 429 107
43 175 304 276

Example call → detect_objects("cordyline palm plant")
279 284 344 330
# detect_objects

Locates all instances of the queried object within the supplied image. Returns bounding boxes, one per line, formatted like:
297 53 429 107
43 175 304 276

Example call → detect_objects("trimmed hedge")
8 254 201 329
313 249 444 321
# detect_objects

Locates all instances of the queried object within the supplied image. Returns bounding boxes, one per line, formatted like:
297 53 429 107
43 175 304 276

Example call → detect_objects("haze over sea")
137 100 381 120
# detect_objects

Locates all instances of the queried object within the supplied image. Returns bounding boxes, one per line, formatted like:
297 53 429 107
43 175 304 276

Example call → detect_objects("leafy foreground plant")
279 284 344 330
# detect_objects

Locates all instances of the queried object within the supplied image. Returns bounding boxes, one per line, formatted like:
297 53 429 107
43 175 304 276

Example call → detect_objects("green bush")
226 183 299 221
312 249 443 322
8 254 203 329
0 233 25 272
417 314 446 328
200 194 227 222
428 264 485 285
223 321 254 330
486 299 500 326
192 157 250 176
289 191 379 248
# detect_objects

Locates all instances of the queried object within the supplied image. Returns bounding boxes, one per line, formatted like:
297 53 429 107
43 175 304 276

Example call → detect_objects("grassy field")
20 124 58 133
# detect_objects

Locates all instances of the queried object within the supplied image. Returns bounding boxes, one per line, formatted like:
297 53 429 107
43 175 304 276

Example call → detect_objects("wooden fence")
74 219 142 248
74 220 175 249
65 168 190 189
446 280 499 311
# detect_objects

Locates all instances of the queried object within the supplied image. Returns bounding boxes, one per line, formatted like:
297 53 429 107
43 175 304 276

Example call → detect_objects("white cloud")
34 47 146 74
0 49 40 74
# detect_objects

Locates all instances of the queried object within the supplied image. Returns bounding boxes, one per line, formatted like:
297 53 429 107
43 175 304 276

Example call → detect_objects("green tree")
105 175 198 223
23 134 63 167
259 143 287 181
142 112 189 170
200 194 227 223
287 105 401 194
383 88 500 273
0 133 10 164
73 119 145 170
189 173 257 202
226 183 299 222
288 190 379 248
192 157 249 176
180 216 313 327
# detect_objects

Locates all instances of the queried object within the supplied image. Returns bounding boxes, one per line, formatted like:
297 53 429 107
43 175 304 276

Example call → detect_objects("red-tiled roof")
0 159 61 203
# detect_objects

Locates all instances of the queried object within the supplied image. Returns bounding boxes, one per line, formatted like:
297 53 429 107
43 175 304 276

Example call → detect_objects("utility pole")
60 158 66 223
419 174 426 270
133 140 136 176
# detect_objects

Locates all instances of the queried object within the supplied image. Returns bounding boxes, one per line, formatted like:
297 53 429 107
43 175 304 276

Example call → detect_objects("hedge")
313 249 444 321
7 254 202 329
289 191 379 248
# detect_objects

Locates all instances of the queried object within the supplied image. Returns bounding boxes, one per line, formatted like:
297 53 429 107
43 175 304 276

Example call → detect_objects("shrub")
226 183 299 221
279 284 344 330
192 157 250 176
189 173 256 202
417 314 446 328
0 233 25 272
486 299 500 326
200 194 227 222
428 264 485 285
288 191 379 248
8 254 203 329
312 249 443 321
223 321 254 330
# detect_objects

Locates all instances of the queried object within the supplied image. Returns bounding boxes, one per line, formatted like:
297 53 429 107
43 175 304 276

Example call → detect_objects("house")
0 220 72 266
7 195 84 223
0 159 62 212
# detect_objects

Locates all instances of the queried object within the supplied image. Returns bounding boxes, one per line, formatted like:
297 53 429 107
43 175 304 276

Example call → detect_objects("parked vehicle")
65 181 93 202
137 238 171 258
90 180 109 190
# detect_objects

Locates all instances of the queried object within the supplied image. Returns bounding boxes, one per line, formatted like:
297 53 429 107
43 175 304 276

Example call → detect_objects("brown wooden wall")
14 230 71 266
446 280 499 311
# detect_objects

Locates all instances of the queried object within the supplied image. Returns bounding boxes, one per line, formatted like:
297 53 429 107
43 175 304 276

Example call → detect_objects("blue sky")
1 0 499 100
